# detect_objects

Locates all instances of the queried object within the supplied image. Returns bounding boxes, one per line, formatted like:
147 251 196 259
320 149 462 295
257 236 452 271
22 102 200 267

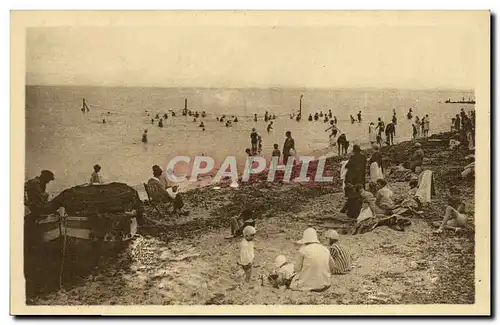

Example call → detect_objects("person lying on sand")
238 226 256 283
267 255 295 289
227 208 256 239
325 230 352 274
392 178 423 216
433 187 467 234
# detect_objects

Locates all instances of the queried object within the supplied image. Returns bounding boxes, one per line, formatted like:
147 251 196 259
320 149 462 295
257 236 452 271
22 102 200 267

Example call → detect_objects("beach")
25 85 474 196
27 131 476 305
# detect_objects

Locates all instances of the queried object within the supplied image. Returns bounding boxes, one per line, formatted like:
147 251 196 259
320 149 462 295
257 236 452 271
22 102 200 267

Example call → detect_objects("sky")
25 22 481 89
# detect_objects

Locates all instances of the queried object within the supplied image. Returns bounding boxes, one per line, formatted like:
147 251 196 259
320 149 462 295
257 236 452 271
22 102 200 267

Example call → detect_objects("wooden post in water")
299 94 303 116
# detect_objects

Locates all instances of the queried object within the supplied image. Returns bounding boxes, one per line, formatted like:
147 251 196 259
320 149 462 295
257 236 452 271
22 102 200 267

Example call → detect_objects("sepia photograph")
10 10 490 315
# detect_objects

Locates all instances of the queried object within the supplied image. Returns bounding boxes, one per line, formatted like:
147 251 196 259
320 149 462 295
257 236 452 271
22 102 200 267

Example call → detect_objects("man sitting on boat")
147 166 189 216
24 170 57 217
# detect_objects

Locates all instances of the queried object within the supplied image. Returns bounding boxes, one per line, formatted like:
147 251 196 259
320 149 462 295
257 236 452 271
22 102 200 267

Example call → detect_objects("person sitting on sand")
433 187 467 234
199 121 205 128
403 142 424 172
325 229 352 274
267 255 296 289
289 228 335 292
308 114 313 121
391 178 423 216
356 184 384 216
375 179 394 213
369 144 383 184
239 226 256 283
147 166 188 216
228 208 256 239
89 164 104 184
245 148 253 157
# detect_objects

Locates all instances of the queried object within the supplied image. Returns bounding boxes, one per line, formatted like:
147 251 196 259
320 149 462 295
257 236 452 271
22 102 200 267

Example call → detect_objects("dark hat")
40 170 55 181
152 165 162 172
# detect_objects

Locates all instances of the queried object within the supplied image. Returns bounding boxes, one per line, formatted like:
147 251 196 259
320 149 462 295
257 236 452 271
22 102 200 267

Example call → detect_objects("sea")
25 85 474 196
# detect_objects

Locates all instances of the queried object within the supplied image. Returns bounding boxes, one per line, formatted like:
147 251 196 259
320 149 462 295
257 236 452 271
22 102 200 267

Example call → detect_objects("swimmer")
267 121 273 133
142 130 148 143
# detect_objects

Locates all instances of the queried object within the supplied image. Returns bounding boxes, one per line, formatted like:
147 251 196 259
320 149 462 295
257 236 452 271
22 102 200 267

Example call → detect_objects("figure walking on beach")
250 128 259 153
375 117 385 137
368 122 376 144
357 111 362 123
337 133 349 156
282 131 295 165
385 121 396 145
423 115 430 137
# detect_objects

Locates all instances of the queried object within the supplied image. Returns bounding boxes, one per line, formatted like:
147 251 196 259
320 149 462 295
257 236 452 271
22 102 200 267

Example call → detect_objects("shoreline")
27 129 476 305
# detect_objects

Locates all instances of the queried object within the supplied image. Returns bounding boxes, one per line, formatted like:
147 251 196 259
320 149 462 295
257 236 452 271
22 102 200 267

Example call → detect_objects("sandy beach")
27 131 475 305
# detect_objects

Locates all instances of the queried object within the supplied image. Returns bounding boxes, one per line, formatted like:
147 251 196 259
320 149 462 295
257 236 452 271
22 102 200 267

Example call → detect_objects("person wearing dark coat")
345 145 366 188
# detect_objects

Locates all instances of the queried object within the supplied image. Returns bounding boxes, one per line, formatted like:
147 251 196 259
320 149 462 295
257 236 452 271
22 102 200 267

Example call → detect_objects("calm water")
25 85 474 195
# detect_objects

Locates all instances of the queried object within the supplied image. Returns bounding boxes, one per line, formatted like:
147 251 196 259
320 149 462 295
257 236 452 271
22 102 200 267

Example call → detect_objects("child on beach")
325 229 352 274
271 144 281 164
267 255 296 288
228 208 255 238
433 187 467 234
239 226 256 282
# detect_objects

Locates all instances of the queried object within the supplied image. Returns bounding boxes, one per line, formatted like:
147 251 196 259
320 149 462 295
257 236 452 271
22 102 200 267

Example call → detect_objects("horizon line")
25 84 475 92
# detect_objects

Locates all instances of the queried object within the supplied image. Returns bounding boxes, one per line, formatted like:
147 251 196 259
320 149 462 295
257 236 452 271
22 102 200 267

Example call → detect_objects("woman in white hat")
289 227 335 292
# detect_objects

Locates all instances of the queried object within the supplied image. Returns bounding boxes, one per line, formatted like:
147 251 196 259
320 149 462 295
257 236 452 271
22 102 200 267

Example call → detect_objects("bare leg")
244 267 252 282
435 206 459 233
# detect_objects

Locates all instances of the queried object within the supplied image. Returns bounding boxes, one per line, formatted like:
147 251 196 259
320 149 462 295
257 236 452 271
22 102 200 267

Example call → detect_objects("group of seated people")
230 211 353 292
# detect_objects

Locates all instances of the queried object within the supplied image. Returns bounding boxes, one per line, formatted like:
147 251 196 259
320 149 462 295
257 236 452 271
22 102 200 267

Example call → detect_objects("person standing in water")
350 115 356 124
415 116 421 137
283 131 295 165
392 112 397 125
267 121 274 133
250 128 259 153
254 114 258 122
142 129 148 143
158 119 164 128
357 111 362 123
82 97 90 112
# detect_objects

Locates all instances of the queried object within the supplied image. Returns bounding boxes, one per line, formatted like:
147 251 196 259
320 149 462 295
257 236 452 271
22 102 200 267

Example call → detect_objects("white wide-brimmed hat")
274 255 287 268
296 227 319 244
325 229 339 241
243 226 256 236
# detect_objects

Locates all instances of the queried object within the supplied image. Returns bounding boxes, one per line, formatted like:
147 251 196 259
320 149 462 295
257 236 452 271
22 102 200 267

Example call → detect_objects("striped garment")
329 243 352 274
